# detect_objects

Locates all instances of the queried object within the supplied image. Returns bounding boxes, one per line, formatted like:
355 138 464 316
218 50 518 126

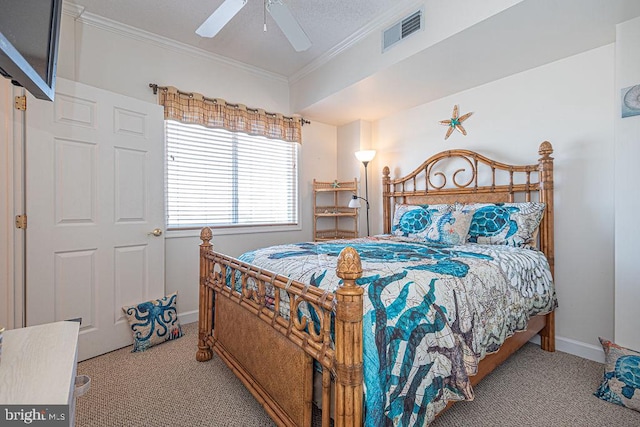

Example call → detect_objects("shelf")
315 230 358 240
313 178 359 242
313 180 358 192
314 187 357 192
315 213 357 217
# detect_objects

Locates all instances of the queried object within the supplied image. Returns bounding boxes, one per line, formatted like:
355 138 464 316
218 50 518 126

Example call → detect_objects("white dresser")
0 321 80 425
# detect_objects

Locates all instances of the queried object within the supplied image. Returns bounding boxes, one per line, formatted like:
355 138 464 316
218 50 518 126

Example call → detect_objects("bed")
196 142 556 426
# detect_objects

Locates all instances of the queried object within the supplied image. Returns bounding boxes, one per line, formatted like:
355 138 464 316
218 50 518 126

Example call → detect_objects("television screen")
0 0 63 101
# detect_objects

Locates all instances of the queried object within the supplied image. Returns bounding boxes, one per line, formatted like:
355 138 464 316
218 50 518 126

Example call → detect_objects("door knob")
148 228 163 237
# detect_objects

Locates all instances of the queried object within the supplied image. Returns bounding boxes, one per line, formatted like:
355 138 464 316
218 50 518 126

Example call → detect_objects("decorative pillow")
423 210 474 245
458 202 545 248
122 292 184 352
594 337 640 412
391 204 452 239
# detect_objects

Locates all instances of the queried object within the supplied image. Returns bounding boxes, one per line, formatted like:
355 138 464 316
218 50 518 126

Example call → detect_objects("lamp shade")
355 150 376 163
348 196 361 208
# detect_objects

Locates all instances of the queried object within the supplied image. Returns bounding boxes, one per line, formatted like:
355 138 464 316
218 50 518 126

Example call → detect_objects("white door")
26 78 165 361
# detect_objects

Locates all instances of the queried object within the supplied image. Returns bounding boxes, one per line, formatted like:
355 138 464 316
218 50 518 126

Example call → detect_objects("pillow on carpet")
594 337 640 412
122 292 184 352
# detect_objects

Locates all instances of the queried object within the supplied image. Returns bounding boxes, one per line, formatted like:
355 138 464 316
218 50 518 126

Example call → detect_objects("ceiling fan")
196 0 312 52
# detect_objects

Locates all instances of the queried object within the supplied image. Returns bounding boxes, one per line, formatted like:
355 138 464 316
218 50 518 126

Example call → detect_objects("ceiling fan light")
196 0 248 38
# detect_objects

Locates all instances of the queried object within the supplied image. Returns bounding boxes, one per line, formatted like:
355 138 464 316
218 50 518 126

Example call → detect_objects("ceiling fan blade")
196 0 248 38
267 1 312 52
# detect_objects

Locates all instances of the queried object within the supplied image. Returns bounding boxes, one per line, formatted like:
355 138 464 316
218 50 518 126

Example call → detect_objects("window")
166 120 299 230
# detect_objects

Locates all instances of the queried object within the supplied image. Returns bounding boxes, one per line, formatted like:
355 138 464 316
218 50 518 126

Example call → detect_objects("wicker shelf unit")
313 179 359 242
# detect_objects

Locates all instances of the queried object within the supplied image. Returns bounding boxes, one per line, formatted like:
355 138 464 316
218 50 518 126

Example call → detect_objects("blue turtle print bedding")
238 235 556 426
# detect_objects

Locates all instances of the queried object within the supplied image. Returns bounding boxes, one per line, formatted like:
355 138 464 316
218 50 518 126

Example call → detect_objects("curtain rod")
149 83 310 125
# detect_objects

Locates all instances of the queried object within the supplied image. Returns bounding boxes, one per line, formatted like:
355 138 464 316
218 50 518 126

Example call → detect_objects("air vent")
382 9 423 52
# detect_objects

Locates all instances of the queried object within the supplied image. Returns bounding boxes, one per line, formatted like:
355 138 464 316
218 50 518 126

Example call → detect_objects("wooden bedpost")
538 141 555 352
382 166 391 234
335 247 364 427
196 227 214 362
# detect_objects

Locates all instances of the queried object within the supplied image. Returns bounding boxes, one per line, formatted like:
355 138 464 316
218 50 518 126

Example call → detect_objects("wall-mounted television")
0 0 63 101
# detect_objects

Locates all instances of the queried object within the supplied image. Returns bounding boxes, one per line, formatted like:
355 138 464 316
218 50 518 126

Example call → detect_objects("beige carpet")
77 322 640 426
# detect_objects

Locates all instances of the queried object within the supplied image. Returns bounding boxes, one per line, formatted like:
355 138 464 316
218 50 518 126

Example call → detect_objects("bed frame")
196 141 555 427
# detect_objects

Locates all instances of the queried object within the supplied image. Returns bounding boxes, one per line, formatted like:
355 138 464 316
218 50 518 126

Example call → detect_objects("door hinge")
14 95 26 111
15 214 27 230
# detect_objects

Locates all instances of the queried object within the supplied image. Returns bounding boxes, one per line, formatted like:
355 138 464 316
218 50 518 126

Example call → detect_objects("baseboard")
530 335 604 363
179 309 199 325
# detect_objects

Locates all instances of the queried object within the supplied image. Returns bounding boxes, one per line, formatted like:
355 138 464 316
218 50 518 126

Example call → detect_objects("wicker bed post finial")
197 227 214 362
335 247 364 427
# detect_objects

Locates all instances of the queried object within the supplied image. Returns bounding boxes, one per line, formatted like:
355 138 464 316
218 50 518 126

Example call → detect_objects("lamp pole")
354 150 376 237
363 160 370 236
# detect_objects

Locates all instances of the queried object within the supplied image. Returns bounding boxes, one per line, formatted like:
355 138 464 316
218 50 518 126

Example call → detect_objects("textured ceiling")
68 0 401 77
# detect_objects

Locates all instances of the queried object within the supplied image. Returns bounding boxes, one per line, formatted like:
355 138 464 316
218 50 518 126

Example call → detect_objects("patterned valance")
155 86 302 144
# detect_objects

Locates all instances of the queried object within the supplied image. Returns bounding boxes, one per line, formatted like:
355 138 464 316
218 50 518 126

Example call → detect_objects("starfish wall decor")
439 105 473 140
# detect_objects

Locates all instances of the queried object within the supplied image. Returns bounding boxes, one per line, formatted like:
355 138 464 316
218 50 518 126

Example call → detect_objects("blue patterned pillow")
122 292 184 352
423 210 474 245
594 337 640 412
458 202 545 248
391 204 452 239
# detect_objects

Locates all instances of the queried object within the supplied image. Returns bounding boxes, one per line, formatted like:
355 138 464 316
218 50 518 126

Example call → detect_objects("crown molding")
289 0 424 84
75 11 288 84
62 1 84 18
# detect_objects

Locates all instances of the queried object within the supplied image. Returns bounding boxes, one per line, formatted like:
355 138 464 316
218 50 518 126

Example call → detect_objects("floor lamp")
349 150 376 236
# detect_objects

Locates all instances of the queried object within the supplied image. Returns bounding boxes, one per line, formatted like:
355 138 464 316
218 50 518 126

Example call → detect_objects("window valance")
153 85 303 144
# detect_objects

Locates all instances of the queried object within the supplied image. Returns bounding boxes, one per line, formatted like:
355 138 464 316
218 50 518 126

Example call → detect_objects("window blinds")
166 120 298 230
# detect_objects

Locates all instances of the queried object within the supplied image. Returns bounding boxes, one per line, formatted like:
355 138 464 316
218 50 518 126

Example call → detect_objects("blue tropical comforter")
238 235 556 426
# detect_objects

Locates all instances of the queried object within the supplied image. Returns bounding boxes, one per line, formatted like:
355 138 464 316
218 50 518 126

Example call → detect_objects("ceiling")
67 0 640 125
298 0 640 125
67 0 402 77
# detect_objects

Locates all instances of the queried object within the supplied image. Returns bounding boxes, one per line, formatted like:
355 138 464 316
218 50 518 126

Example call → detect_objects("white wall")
51 11 338 323
360 45 615 359
337 120 374 236
62 13 289 111
614 17 640 350
290 0 523 113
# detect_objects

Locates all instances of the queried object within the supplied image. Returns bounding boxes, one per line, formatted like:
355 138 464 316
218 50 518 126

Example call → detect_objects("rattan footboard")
196 142 556 426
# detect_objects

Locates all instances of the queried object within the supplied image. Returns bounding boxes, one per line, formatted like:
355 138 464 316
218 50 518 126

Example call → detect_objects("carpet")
76 322 640 426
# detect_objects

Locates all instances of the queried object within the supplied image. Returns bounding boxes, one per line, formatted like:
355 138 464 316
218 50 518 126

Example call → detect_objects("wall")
363 45 615 360
614 17 640 350
290 0 523 113
337 120 373 236
52 10 338 323
62 11 289 111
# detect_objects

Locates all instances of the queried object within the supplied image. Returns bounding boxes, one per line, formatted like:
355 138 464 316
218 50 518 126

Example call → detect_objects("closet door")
26 78 165 361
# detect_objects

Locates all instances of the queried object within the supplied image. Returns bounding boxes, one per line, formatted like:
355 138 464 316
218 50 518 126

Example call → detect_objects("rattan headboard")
382 141 554 275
